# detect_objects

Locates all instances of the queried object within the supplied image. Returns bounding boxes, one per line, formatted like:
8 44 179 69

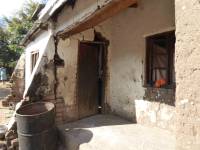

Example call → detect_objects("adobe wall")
24 30 68 124
108 0 176 131
53 0 176 130
53 0 114 124
56 38 79 122
56 22 112 122
175 0 200 149
25 0 176 129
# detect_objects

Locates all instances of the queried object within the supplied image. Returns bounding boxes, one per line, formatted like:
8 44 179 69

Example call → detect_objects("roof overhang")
21 0 68 46
57 0 137 38
21 0 137 46
20 22 49 46
32 4 45 21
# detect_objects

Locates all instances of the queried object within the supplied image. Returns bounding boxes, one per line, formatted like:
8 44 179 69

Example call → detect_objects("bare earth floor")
0 82 13 125
0 83 10 100
58 115 175 150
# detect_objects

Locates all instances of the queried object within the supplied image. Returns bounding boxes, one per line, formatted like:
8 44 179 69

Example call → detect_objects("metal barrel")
16 102 57 150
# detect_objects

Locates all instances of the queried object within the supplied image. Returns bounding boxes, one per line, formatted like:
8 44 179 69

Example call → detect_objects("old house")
17 0 200 149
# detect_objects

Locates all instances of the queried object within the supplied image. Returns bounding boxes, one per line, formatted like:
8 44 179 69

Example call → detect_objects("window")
145 31 175 88
31 51 39 72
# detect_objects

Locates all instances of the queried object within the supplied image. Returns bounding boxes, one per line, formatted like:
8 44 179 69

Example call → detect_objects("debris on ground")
0 82 18 150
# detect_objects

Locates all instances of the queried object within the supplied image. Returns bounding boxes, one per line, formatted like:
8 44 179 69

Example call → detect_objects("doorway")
77 40 107 119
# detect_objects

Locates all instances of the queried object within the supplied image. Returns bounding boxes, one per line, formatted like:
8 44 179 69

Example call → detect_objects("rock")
7 117 16 132
5 130 17 141
0 125 7 140
7 100 26 131
2 100 9 107
6 138 11 147
7 145 14 150
11 138 19 147
0 140 7 150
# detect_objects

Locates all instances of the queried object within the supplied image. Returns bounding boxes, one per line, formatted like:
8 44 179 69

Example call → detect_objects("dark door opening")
77 41 106 119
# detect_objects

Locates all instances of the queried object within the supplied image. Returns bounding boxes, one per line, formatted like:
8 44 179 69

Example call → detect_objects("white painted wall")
24 30 52 95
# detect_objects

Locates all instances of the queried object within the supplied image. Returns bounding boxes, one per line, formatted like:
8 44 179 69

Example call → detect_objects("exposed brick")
56 112 64 117
56 107 64 111
56 103 65 109
55 98 65 103
2 99 9 107
55 117 64 125
42 94 55 101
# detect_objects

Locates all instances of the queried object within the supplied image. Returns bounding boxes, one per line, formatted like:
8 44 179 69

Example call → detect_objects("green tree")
5 0 39 54
0 27 19 67
0 0 43 75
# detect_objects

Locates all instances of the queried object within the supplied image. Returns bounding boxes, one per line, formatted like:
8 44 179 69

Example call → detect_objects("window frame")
144 31 175 89
31 51 39 73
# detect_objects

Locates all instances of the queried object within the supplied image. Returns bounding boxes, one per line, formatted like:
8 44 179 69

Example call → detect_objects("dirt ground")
0 82 13 125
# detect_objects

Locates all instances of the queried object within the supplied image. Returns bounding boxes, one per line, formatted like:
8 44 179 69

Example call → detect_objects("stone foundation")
135 100 176 132
42 95 67 125
135 88 176 132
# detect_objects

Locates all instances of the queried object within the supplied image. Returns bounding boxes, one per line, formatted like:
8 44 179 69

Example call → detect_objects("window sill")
143 84 175 90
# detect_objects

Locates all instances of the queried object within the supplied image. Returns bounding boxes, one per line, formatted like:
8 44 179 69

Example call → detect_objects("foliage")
5 0 39 54
0 0 44 70
0 27 18 65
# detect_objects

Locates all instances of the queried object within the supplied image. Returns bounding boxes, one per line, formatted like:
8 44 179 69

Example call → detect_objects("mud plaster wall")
54 0 113 122
54 0 176 130
56 38 79 121
108 0 176 131
56 23 111 121
175 0 200 149
25 29 70 124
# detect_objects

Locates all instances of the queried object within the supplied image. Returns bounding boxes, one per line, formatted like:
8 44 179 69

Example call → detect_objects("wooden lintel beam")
58 0 137 38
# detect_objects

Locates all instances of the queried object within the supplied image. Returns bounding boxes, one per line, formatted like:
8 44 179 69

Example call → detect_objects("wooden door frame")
76 40 108 119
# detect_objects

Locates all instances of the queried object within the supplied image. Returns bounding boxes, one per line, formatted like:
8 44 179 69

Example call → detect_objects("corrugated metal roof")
38 0 68 22
38 0 58 21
